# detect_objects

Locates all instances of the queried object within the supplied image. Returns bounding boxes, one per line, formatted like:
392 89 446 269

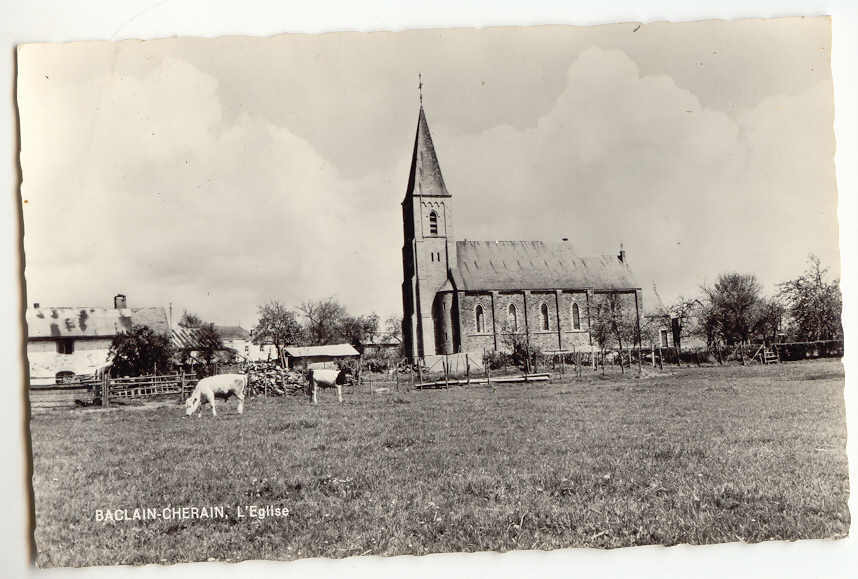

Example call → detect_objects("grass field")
30 359 849 567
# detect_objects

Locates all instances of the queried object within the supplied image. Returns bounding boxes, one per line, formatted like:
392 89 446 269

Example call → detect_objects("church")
401 103 643 361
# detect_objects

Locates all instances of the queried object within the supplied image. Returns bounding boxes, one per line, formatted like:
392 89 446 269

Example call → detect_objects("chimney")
617 243 626 263
114 294 127 309
33 303 39 309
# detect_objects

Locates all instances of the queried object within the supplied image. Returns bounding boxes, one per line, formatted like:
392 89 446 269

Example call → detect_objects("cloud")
18 37 838 326
21 56 403 325
435 47 837 302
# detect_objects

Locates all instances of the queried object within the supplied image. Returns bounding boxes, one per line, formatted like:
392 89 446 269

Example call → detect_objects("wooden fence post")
657 346 664 371
465 353 470 386
444 354 450 389
101 371 110 408
486 351 494 392
417 359 423 389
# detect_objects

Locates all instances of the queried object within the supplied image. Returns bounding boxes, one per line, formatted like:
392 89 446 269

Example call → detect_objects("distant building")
244 328 280 362
283 344 360 370
358 332 402 359
642 284 707 350
400 104 642 360
26 294 168 385
215 325 251 359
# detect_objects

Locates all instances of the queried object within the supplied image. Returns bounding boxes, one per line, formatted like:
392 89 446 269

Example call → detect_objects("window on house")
540 303 550 330
572 303 581 330
475 305 485 333
56 338 74 355
429 211 438 235
508 304 518 332
660 329 669 348
55 371 75 384
431 253 435 262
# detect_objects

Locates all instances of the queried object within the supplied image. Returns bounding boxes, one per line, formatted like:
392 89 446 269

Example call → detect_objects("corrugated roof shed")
26 307 168 339
284 344 360 358
449 241 639 292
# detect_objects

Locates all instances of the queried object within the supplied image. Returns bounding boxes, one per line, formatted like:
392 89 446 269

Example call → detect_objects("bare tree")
298 297 348 345
252 300 304 361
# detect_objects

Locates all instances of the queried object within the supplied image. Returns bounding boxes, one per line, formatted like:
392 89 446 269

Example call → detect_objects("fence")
29 372 199 410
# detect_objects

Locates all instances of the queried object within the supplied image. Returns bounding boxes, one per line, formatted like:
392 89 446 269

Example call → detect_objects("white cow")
185 373 247 417
306 368 352 404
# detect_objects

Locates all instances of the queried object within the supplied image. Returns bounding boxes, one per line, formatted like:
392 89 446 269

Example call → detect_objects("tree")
252 300 304 361
195 322 225 365
778 255 843 341
299 297 348 345
381 315 403 342
701 273 763 345
590 293 638 353
338 313 379 348
178 310 203 328
752 297 786 344
108 324 174 377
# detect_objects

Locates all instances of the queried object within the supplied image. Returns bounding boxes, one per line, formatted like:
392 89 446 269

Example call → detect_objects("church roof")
449 241 639 292
404 107 450 199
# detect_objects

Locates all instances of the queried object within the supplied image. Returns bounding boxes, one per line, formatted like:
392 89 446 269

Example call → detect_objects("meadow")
30 359 849 567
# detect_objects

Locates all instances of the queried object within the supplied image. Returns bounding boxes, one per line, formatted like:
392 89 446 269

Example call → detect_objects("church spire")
404 92 450 199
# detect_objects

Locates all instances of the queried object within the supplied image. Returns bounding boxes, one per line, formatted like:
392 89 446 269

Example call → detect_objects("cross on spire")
418 73 423 107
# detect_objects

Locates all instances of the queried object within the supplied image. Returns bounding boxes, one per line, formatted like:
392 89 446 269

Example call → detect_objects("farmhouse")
642 284 707 351
401 104 643 360
26 294 168 385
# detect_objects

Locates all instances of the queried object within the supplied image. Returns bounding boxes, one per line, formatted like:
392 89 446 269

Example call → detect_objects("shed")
283 344 360 370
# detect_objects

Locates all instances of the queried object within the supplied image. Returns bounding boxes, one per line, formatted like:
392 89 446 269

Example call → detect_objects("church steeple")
401 93 457 360
404 106 450 199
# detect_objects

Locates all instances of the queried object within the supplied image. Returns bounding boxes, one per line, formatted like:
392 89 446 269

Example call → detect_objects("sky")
17 17 839 328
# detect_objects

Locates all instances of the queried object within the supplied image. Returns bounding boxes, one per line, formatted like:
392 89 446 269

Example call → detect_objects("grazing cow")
185 373 247 417
306 367 353 404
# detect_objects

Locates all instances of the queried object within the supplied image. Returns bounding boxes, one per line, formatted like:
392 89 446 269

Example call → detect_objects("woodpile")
240 362 307 396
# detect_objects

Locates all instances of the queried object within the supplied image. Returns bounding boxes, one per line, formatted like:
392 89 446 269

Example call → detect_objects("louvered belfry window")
429 211 438 235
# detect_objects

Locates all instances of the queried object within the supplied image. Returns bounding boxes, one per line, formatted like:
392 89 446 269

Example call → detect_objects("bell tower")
401 96 456 359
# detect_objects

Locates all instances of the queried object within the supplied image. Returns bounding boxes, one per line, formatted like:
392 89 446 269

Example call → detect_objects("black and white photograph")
4 2 856 576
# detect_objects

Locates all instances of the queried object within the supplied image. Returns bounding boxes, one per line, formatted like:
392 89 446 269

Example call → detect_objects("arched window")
475 304 485 333
572 303 581 330
508 304 518 332
540 303 550 330
429 211 438 235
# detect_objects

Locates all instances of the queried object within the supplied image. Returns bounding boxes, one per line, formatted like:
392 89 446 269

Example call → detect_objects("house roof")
449 241 639 292
403 106 450 199
215 325 249 341
26 306 169 339
284 344 360 358
171 326 232 351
